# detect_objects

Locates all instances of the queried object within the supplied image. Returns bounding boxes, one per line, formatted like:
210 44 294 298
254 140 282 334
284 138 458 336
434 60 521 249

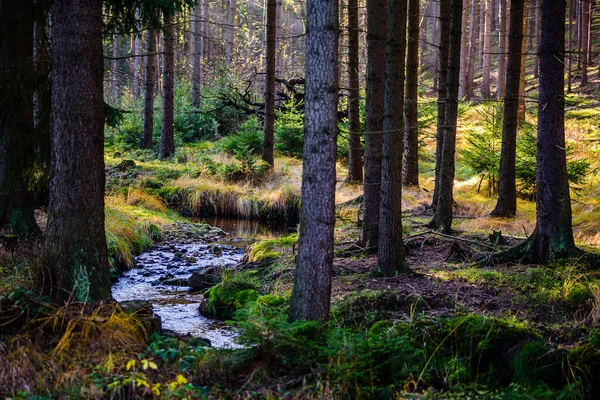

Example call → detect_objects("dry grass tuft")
126 187 167 212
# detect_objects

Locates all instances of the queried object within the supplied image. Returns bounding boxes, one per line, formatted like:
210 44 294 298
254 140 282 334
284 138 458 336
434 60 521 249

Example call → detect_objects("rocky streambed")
111 223 248 348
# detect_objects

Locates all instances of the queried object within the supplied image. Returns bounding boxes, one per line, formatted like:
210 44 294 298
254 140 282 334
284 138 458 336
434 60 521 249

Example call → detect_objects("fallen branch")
405 230 496 250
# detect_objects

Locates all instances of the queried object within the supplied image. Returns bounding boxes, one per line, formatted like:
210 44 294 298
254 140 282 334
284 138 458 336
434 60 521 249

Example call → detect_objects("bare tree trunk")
132 9 142 99
482 0 492 98
431 0 451 209
432 0 440 91
403 0 419 186
459 0 471 99
496 0 508 98
45 0 110 302
159 10 175 159
491 0 525 218
532 0 540 79
192 3 202 108
262 0 276 168
202 0 211 76
347 0 363 182
140 30 156 149
568 0 574 92
581 0 590 86
429 0 464 232
517 3 528 122
112 32 119 102
225 0 237 66
0 0 40 237
379 0 409 275
361 0 387 251
289 0 338 322
466 0 479 98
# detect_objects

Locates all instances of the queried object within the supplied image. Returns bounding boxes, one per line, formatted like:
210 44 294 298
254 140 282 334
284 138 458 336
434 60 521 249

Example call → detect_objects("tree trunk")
490 0 525 218
289 0 338 322
378 0 409 275
532 0 540 79
0 0 40 237
459 0 471 99
403 0 419 186
192 3 202 108
225 0 237 66
432 0 440 91
262 0 276 168
159 11 175 159
347 0 363 182
496 0 508 98
140 29 156 150
568 0 574 92
45 0 110 302
517 3 528 122
482 0 492 98
580 0 590 86
112 32 119 102
431 0 451 209
202 0 211 76
466 0 479 99
429 0 463 233
361 0 388 251
132 9 142 99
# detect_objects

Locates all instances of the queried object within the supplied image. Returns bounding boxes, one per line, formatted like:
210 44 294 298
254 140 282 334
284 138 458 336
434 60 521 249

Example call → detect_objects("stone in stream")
212 245 223 257
118 300 162 335
188 266 221 290
162 278 189 286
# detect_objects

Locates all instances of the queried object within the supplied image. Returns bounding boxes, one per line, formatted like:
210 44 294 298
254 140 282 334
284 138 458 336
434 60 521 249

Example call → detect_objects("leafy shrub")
220 115 263 155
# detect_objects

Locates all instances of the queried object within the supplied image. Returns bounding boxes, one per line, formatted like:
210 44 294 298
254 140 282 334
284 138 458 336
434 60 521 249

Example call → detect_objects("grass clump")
249 234 298 262
201 270 262 319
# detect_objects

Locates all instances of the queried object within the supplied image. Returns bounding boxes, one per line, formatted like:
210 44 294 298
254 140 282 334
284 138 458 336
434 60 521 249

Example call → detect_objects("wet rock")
163 278 189 286
159 274 174 282
188 266 221 290
212 245 223 257
118 300 162 335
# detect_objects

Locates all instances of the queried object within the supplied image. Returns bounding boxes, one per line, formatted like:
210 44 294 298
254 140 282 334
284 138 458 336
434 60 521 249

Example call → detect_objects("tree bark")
431 0 451 209
289 0 338 322
361 0 387 251
432 0 440 91
580 0 590 86
378 0 409 275
132 9 142 99
262 0 276 168
429 0 463 233
496 0 508 99
140 29 156 150
466 0 479 99
347 0 363 182
482 0 492 98
403 0 419 187
192 3 202 108
0 0 40 237
159 11 175 159
517 3 528 122
491 0 525 218
112 32 119 102
225 0 237 66
45 0 110 302
459 0 471 99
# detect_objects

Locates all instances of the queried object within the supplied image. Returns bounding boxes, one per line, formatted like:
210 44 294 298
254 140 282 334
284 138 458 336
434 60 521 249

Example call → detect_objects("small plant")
220 115 263 155
275 98 304 157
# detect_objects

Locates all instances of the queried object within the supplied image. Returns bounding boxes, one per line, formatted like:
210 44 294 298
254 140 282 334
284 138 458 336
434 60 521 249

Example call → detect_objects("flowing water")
111 218 290 348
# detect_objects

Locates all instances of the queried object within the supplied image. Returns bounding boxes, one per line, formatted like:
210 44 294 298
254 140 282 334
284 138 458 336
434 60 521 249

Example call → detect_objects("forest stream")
111 218 291 348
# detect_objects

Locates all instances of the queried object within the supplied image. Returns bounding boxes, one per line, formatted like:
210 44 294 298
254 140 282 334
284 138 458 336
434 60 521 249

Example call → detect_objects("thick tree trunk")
361 0 387 251
481 0 492 98
262 0 276 168
429 0 463 233
289 0 338 322
466 0 479 99
0 0 40 238
491 0 525 218
431 0 451 209
379 0 409 275
45 0 110 302
496 0 508 99
192 3 202 108
347 0 363 182
140 29 156 150
159 11 175 159
403 0 419 187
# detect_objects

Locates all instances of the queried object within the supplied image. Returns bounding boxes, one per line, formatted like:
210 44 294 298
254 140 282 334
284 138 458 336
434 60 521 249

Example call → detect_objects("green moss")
202 271 262 319
249 234 298 262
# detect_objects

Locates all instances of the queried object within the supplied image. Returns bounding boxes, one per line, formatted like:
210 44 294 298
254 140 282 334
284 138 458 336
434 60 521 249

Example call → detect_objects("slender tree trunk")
361 0 387 250
568 0 574 92
133 9 142 99
0 0 40 237
112 32 119 102
517 3 528 122
225 0 237 66
347 0 363 182
496 0 508 98
581 0 590 86
466 0 479 98
140 30 156 149
432 0 440 91
289 0 338 322
192 3 202 108
431 0 451 209
491 0 525 218
532 0 540 79
429 0 464 232
403 0 419 186
159 10 175 159
202 0 211 76
45 0 110 302
482 0 492 98
379 0 409 275
459 0 471 99
262 0 276 167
